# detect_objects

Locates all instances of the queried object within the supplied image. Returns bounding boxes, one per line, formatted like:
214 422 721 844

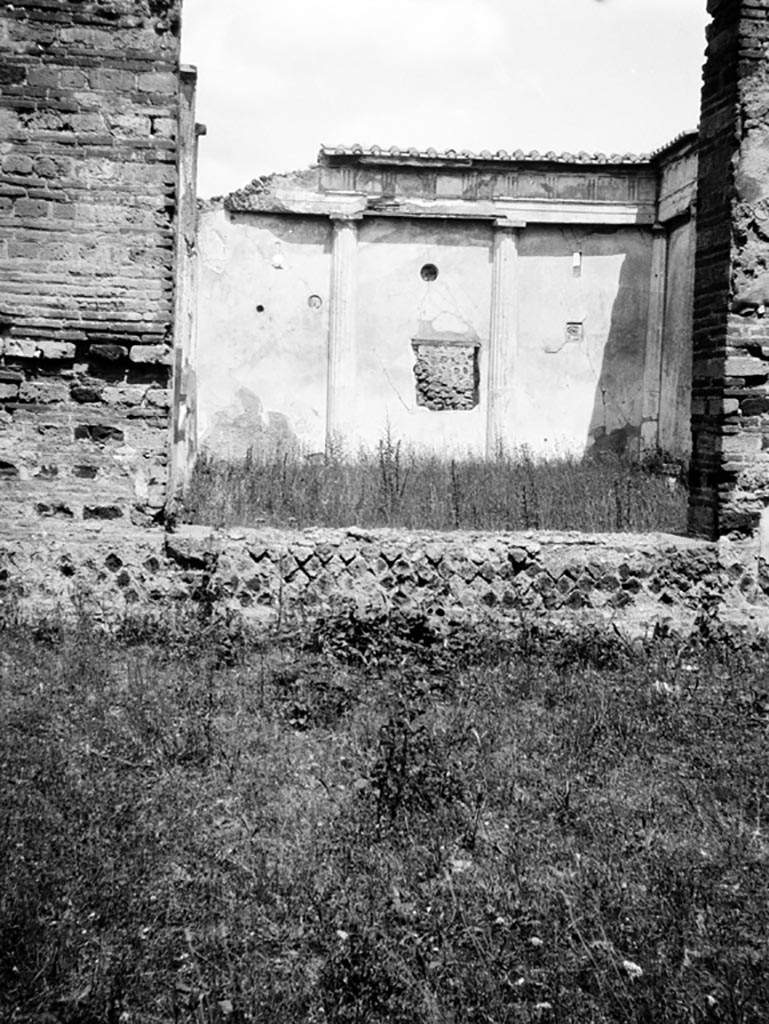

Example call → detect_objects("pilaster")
327 215 361 450
640 225 668 452
486 219 523 455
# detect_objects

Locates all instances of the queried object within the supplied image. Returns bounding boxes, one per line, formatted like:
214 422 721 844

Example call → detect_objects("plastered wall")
196 207 331 457
196 212 665 459
355 217 492 452
515 226 652 454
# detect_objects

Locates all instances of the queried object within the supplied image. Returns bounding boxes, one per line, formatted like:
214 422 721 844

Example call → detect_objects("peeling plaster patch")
202 387 299 460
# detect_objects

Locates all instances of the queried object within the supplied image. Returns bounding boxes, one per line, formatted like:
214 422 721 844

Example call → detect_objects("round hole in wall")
256 304 265 313
420 263 439 282
307 294 322 310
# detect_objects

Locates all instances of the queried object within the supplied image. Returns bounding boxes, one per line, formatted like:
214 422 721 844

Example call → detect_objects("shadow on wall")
587 227 652 457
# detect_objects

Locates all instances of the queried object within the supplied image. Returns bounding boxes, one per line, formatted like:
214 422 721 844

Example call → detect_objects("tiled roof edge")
319 144 652 165
648 129 699 160
319 132 699 166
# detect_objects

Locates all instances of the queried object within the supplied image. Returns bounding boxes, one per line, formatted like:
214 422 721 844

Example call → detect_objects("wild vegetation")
3 605 769 1023
180 441 687 534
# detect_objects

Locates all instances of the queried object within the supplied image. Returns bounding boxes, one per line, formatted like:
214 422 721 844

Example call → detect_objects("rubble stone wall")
1 523 767 638
0 0 182 528
689 0 769 538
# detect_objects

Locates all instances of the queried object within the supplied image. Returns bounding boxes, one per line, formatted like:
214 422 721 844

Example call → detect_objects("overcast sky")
180 0 709 199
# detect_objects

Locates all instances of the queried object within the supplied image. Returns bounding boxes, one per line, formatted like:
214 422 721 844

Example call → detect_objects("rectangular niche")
565 321 584 343
412 338 480 411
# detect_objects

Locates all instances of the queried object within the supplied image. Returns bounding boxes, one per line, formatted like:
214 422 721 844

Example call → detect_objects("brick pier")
0 0 193 527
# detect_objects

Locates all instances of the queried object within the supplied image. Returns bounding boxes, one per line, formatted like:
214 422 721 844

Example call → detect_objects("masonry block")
14 197 50 218
89 343 129 362
3 154 34 175
129 344 171 365
36 341 76 361
18 380 69 404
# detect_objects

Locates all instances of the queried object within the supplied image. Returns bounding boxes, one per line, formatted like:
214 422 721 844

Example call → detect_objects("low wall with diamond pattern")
1 523 767 636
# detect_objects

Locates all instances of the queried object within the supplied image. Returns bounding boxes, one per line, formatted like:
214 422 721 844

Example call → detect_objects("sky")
180 0 709 199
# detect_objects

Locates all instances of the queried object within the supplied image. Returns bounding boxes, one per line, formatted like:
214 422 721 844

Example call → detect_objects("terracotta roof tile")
320 133 699 166
648 129 699 159
320 144 653 165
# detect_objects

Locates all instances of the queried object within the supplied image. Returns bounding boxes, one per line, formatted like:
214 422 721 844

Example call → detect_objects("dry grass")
3 608 769 1022
180 441 688 534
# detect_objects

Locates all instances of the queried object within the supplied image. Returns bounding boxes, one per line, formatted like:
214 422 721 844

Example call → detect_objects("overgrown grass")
180 441 687 533
3 610 769 1022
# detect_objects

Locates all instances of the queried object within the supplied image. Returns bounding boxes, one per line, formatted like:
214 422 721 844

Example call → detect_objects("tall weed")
181 443 687 534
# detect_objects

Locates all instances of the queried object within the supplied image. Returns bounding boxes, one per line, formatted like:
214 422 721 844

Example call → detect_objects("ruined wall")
1 521 767 638
689 0 769 538
0 0 182 526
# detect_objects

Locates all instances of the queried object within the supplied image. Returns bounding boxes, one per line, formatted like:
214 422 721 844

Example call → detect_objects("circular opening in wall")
307 294 322 310
421 263 439 282
256 304 265 313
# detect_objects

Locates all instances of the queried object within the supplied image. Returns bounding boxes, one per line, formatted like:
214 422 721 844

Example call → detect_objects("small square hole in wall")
565 321 584 344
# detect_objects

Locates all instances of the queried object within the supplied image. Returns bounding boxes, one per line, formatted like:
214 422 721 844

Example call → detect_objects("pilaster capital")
493 217 525 231
330 212 364 224
325 190 367 223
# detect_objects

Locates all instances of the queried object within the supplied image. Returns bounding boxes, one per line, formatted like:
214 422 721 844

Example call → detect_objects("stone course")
1 522 767 637
0 0 182 529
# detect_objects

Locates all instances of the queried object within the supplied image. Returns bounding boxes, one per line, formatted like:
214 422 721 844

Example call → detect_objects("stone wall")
0 0 183 528
1 522 766 638
689 0 769 538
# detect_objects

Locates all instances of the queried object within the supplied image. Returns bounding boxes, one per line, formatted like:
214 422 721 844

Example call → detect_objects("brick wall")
689 0 769 538
0 0 182 527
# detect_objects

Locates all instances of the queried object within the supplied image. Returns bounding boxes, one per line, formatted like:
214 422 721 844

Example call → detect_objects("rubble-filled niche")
412 339 480 411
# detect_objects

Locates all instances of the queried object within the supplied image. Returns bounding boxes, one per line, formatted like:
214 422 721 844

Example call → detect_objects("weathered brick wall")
0 0 181 526
689 0 769 538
